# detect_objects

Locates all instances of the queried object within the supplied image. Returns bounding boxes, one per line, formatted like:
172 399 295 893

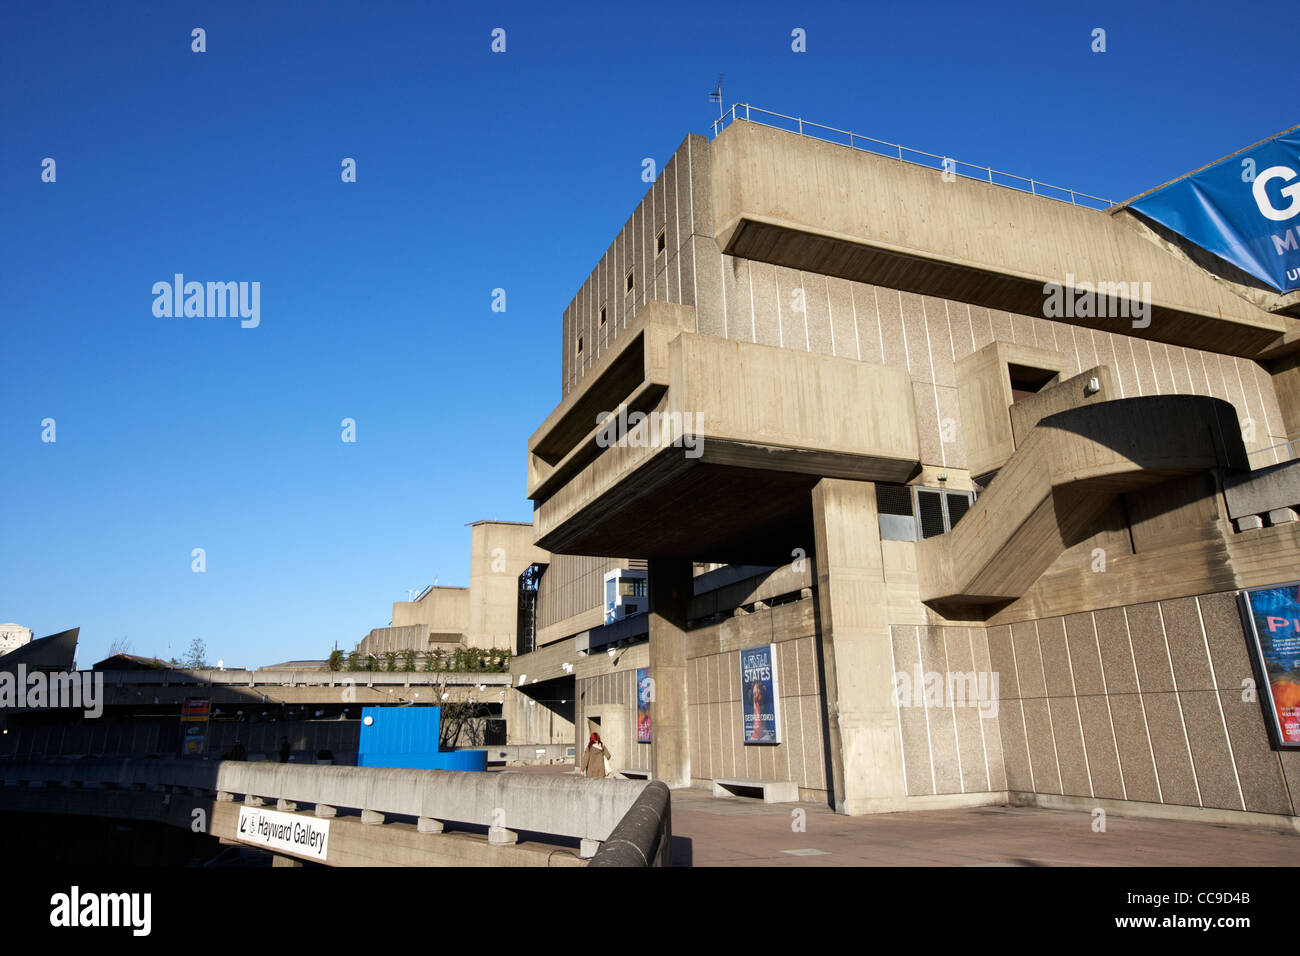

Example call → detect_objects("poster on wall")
1241 582 1300 747
636 667 652 743
739 644 781 745
180 697 210 756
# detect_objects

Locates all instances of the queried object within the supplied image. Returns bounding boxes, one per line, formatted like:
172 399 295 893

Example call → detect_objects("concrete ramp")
917 396 1246 606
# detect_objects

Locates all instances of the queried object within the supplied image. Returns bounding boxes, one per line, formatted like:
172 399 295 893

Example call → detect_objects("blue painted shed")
356 705 487 771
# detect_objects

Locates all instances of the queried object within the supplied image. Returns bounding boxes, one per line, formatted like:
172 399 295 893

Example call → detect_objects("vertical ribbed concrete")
648 558 692 787
812 478 908 813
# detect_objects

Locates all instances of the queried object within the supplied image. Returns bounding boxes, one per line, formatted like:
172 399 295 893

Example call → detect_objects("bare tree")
106 636 133 658
433 677 490 748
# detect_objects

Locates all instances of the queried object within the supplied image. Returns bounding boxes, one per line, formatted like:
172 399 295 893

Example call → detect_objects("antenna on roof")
709 74 724 119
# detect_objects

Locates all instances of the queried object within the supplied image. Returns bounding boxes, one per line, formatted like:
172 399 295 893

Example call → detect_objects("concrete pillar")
272 854 303 867
648 558 692 788
579 838 601 858
314 804 337 818
360 809 384 824
276 798 296 812
417 817 444 833
1236 515 1264 532
488 826 518 845
811 478 908 815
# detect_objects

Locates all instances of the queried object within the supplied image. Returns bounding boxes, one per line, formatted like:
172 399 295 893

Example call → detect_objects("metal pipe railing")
711 103 1116 210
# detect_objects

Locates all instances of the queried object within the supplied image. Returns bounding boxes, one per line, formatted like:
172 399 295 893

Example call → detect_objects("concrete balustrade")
0 758 663 863
1225 459 1300 531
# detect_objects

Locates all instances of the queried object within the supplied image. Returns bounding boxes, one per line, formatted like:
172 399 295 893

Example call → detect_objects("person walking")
581 731 613 778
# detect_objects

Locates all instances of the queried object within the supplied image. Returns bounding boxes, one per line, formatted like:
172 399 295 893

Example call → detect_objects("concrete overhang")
528 301 695 500
710 120 1291 359
529 330 921 562
575 613 649 656
917 395 1248 607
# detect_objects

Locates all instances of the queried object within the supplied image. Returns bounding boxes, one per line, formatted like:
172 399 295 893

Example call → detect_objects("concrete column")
811 478 908 814
648 557 692 788
272 854 303 867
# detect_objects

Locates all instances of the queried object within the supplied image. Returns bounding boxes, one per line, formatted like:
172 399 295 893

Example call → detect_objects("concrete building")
511 109 1300 826
357 520 547 658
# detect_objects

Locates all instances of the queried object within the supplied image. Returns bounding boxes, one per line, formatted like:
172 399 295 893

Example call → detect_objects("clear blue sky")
1 0 1293 668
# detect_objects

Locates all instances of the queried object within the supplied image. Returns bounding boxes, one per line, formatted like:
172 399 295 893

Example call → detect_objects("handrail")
711 103 1116 211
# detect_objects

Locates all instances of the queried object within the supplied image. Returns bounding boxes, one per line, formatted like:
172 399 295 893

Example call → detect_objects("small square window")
655 227 666 257
1008 364 1057 402
599 304 607 326
625 269 635 295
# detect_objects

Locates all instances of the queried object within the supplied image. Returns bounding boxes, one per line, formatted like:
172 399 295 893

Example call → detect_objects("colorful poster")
1242 583 1300 746
739 644 781 745
180 697 210 756
636 667 652 743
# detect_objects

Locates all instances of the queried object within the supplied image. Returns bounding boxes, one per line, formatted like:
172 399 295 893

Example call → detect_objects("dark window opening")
876 483 914 517
1008 364 1057 404
656 227 666 257
516 563 543 656
599 304 607 326
945 491 972 528
878 483 977 541
916 489 947 539
625 269 635 294
576 335 583 356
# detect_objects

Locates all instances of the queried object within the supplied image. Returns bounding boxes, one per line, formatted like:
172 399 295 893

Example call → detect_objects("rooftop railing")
711 103 1116 211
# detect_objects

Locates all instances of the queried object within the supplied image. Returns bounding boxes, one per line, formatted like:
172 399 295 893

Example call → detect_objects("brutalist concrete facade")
516 117 1300 825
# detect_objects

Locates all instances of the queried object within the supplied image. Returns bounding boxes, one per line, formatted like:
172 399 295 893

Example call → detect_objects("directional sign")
236 805 330 862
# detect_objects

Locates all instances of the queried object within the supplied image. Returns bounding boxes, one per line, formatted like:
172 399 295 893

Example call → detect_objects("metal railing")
711 104 1116 210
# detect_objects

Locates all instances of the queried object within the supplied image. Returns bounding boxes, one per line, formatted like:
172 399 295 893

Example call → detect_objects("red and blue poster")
739 644 781 745
180 697 210 756
1242 583 1300 746
636 667 652 743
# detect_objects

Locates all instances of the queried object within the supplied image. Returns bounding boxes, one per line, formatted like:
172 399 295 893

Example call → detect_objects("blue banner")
1129 129 1300 293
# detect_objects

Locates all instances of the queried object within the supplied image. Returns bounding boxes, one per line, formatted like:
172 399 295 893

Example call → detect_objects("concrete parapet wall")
0 757 650 846
588 780 671 866
1224 459 1300 520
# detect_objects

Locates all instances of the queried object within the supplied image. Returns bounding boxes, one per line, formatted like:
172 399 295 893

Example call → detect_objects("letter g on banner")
1253 165 1300 222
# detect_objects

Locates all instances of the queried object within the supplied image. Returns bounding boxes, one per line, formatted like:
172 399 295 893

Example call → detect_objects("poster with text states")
739 643 781 745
